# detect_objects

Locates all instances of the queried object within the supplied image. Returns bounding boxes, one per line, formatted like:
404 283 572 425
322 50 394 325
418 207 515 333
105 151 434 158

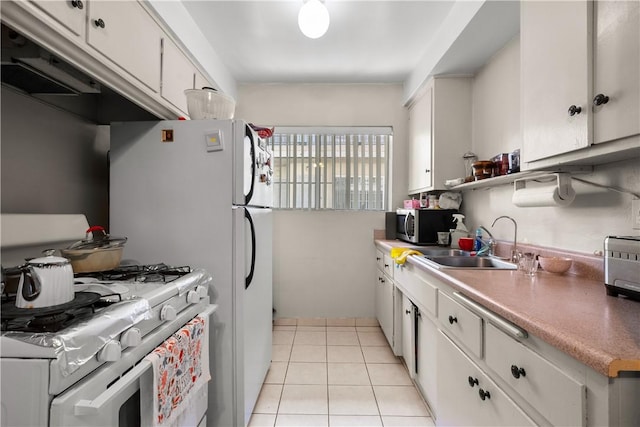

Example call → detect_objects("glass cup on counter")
437 232 450 246
519 252 538 276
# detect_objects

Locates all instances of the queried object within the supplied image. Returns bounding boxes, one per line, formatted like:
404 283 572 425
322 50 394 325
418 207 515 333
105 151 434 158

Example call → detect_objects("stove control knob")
121 327 142 347
160 304 177 321
98 340 122 362
196 285 208 299
187 290 200 304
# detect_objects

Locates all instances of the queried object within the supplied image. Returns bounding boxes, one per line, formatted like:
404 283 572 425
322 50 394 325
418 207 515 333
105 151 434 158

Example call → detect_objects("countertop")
376 240 640 378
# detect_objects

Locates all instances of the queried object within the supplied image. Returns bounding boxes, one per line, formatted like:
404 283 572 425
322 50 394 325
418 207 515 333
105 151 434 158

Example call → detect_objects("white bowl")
538 256 572 274
185 88 235 120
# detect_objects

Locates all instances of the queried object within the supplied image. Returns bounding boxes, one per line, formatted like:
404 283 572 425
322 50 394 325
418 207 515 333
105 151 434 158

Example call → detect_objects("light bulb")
298 0 330 39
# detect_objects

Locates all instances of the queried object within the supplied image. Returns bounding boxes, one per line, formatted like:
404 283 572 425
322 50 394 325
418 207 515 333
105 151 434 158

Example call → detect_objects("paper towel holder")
512 173 576 207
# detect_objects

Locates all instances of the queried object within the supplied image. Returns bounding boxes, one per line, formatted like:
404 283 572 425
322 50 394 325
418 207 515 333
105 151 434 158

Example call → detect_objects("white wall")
1 88 110 227
236 84 407 317
466 36 640 254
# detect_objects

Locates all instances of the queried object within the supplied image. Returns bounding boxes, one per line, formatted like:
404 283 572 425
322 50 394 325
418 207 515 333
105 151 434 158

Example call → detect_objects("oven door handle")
74 359 152 415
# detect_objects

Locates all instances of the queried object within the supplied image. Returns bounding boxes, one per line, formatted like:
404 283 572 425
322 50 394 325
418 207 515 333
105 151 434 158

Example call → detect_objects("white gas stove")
0 215 216 427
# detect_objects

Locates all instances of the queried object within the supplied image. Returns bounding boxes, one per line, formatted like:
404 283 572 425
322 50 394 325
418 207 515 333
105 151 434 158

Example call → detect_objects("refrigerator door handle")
245 208 256 289
245 125 256 206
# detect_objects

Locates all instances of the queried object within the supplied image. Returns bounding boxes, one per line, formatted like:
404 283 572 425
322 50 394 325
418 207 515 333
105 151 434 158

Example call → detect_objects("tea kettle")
15 250 75 309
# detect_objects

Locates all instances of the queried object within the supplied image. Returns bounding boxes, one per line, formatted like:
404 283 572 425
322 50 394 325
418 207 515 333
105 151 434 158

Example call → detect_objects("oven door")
49 303 215 427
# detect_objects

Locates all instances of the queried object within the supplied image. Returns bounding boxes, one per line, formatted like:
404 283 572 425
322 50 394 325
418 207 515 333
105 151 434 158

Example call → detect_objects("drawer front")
383 254 394 279
485 323 586 427
438 292 482 358
394 263 437 317
437 332 536 427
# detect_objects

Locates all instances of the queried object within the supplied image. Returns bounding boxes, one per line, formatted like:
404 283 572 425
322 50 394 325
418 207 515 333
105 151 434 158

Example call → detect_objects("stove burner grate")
76 263 191 283
1 292 103 333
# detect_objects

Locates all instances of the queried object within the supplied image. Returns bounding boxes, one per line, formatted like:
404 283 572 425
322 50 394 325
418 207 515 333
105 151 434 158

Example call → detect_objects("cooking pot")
61 226 127 273
15 250 75 309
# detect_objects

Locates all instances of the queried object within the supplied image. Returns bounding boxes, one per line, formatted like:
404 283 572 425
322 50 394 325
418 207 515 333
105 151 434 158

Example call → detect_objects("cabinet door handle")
568 105 582 116
380 278 385 284
94 18 106 28
593 93 610 106
510 364 526 379
384 264 389 268
405 309 411 315
376 257 381 261
425 169 431 173
468 376 479 387
478 388 491 400
448 315 457 324
70 0 84 9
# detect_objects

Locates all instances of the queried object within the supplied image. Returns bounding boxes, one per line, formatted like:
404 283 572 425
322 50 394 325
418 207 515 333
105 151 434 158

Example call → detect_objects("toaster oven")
604 235 640 301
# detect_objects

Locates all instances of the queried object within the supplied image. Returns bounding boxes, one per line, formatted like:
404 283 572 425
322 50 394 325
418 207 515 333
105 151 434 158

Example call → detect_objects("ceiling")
180 0 521 89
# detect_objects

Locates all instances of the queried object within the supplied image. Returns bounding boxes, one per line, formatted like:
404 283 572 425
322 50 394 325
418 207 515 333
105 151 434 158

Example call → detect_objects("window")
267 127 391 210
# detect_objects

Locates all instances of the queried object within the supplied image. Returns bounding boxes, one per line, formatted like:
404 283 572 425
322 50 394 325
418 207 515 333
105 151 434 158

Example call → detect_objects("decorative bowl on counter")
538 256 572 274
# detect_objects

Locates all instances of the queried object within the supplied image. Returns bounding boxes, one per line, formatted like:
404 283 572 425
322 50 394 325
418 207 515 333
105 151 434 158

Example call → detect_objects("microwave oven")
396 208 457 245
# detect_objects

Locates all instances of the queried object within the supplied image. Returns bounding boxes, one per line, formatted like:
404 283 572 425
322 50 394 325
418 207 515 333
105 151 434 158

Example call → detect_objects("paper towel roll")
511 182 576 207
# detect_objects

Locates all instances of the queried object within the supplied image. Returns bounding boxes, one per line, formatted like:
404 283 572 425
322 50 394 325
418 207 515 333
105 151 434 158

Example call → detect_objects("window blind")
267 127 391 210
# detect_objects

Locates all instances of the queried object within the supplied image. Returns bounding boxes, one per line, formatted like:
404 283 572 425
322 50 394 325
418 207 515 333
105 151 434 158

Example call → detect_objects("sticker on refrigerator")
205 130 224 152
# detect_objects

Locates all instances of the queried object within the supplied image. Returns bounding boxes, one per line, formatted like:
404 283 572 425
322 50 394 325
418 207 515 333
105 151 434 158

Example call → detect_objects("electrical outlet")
633 197 640 230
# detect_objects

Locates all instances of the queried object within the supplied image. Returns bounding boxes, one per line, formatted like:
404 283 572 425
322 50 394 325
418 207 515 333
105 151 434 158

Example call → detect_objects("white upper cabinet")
194 70 211 91
521 0 592 163
522 0 640 166
161 36 194 116
87 1 162 93
407 77 471 194
408 85 433 193
593 0 640 144
31 0 86 38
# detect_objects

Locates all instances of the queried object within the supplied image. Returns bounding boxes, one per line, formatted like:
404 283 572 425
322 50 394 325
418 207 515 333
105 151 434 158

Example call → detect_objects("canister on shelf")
491 153 509 176
472 160 495 180
463 152 478 180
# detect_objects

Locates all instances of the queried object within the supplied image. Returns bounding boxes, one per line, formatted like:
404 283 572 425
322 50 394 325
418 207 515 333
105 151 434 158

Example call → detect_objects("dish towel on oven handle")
144 313 211 427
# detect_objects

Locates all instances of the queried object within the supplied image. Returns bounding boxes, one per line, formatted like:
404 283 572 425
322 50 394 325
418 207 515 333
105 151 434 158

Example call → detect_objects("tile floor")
248 317 435 427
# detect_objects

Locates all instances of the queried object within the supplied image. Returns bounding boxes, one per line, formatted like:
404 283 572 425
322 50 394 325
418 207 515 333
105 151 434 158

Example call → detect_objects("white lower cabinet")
401 293 417 379
485 323 586 426
416 307 438 416
375 250 400 354
385 246 639 426
375 270 393 347
437 292 483 359
437 331 536 427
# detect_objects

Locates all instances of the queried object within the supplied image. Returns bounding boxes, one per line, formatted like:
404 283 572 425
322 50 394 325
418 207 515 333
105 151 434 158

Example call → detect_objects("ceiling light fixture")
298 0 330 39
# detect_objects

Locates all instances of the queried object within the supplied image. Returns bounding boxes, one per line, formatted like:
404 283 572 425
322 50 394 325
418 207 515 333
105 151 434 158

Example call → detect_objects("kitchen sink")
420 255 517 270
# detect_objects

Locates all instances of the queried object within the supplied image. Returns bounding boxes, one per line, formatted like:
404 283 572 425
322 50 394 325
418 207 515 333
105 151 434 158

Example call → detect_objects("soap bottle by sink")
450 214 469 249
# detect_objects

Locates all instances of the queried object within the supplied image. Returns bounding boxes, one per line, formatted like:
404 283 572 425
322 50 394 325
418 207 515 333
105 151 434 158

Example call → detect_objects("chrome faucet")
475 225 496 256
492 215 518 262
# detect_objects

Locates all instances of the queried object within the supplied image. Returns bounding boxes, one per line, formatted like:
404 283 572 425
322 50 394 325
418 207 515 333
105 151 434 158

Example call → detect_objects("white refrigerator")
109 119 273 427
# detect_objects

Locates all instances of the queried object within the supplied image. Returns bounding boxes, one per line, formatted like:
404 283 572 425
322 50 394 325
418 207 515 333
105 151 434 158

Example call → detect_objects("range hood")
1 25 100 95
0 24 158 124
